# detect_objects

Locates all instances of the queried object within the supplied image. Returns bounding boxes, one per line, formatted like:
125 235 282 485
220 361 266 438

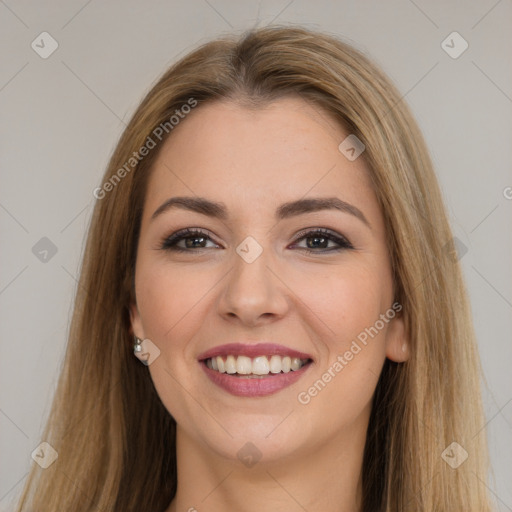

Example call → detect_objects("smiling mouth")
203 355 312 378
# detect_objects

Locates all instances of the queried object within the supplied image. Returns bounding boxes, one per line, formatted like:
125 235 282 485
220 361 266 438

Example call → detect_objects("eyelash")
159 227 354 254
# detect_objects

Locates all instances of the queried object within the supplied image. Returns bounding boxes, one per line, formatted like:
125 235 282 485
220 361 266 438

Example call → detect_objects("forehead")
143 96 380 227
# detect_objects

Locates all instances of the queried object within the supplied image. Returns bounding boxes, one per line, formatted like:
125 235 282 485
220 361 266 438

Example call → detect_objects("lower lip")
200 361 313 397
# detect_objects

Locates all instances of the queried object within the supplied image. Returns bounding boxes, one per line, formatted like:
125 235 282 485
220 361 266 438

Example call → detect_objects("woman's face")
130 96 408 464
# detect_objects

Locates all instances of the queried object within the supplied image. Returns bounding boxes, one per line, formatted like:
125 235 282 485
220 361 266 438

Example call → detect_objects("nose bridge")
234 237 270 284
219 234 287 324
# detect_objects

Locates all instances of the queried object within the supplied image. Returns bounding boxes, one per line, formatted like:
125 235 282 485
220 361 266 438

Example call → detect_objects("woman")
16 25 493 511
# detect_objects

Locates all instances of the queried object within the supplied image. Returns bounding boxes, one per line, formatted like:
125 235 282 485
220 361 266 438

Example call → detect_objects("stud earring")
133 336 143 355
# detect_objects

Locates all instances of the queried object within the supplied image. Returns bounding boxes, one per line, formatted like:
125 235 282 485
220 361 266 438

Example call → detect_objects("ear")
129 301 145 340
384 313 409 363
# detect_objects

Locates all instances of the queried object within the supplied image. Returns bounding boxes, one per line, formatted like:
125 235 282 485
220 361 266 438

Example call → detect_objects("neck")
166 415 368 512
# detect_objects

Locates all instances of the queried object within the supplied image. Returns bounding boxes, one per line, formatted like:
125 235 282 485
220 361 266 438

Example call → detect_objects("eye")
160 228 220 252
159 227 354 254
290 228 354 254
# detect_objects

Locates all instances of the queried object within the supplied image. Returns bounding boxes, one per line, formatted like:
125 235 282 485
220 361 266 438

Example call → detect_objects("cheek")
134 261 219 423
291 262 390 416
134 258 220 353
292 260 390 348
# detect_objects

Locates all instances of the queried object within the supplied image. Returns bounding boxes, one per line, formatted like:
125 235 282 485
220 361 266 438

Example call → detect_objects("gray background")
1 1 511 510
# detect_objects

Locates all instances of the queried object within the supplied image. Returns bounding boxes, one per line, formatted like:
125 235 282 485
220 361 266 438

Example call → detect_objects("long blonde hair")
16 25 492 511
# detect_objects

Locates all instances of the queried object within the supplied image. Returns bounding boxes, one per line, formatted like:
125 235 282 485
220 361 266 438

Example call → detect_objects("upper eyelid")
293 227 350 241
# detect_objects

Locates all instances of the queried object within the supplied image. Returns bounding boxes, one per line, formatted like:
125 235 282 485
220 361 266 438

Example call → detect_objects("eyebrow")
151 196 371 229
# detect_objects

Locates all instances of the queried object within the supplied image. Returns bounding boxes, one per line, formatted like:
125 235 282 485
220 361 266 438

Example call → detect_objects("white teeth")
225 355 237 374
236 355 252 375
252 356 270 375
290 357 301 371
269 355 281 373
205 354 309 375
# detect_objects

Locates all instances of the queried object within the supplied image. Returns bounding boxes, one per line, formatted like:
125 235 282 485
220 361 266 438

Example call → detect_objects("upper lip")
197 343 313 361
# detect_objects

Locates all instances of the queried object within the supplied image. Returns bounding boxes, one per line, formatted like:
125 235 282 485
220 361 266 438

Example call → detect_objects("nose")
217 243 289 327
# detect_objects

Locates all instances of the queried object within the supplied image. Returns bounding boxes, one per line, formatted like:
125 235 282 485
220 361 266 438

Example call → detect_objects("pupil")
308 236 326 249
186 236 205 248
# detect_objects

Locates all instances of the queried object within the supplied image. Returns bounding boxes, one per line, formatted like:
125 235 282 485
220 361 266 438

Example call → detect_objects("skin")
130 96 409 512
